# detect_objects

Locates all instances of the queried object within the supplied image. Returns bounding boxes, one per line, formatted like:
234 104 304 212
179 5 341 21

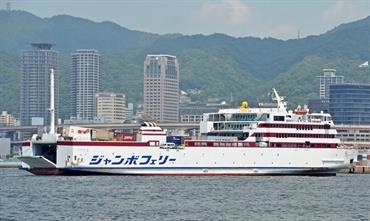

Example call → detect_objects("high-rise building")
329 84 370 125
71 49 100 120
20 43 58 126
312 69 345 112
96 92 126 123
317 69 344 99
143 54 179 123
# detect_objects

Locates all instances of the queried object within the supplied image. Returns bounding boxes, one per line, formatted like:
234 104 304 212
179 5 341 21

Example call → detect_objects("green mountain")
0 10 369 120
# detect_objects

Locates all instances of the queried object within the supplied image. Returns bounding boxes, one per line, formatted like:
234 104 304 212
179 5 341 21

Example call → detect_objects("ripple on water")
0 169 369 221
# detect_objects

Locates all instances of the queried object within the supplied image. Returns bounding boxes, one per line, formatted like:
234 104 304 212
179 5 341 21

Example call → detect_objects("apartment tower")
96 92 126 123
20 43 58 126
71 49 100 120
143 54 179 123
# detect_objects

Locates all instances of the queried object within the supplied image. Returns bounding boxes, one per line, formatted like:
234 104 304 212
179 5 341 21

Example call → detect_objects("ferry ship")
19 71 357 175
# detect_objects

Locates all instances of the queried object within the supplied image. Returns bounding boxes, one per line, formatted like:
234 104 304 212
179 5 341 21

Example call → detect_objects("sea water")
0 168 368 221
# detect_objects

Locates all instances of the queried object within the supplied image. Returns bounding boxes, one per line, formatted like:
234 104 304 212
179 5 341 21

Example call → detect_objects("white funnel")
49 69 55 134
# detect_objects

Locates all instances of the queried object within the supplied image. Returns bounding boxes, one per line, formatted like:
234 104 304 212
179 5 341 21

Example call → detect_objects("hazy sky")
3 0 370 40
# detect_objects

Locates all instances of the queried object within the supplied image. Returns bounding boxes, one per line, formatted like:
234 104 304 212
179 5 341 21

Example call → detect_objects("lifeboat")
294 105 309 115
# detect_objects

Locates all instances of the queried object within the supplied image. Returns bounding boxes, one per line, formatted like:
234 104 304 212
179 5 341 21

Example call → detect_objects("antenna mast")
272 88 287 112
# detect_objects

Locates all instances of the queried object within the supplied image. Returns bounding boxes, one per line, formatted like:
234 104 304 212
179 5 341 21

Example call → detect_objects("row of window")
270 143 336 148
259 123 330 130
185 141 336 148
274 133 335 138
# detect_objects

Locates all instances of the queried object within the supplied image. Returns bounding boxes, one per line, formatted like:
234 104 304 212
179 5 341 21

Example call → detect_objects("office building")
20 43 58 127
314 69 345 112
96 92 126 123
143 54 179 123
317 69 344 100
71 49 100 120
329 84 370 125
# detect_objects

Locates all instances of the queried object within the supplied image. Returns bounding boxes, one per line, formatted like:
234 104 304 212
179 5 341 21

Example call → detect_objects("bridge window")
273 116 285 121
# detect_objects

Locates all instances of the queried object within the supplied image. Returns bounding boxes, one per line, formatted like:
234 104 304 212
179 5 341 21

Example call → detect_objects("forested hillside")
0 10 369 119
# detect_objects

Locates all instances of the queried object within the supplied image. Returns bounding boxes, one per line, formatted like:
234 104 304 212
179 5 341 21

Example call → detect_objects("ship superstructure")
199 89 339 148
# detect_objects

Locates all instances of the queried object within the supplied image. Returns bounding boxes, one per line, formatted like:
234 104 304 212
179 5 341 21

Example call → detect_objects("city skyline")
4 0 370 40
0 8 368 125
15 48 369 125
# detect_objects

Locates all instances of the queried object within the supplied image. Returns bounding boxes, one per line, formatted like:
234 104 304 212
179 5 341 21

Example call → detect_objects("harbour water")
1 168 369 221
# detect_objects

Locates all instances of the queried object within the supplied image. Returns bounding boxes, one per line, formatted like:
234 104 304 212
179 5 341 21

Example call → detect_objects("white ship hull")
20 142 357 176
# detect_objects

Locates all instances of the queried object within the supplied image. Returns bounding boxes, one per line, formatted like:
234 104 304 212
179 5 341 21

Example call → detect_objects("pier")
340 166 370 174
0 161 21 168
